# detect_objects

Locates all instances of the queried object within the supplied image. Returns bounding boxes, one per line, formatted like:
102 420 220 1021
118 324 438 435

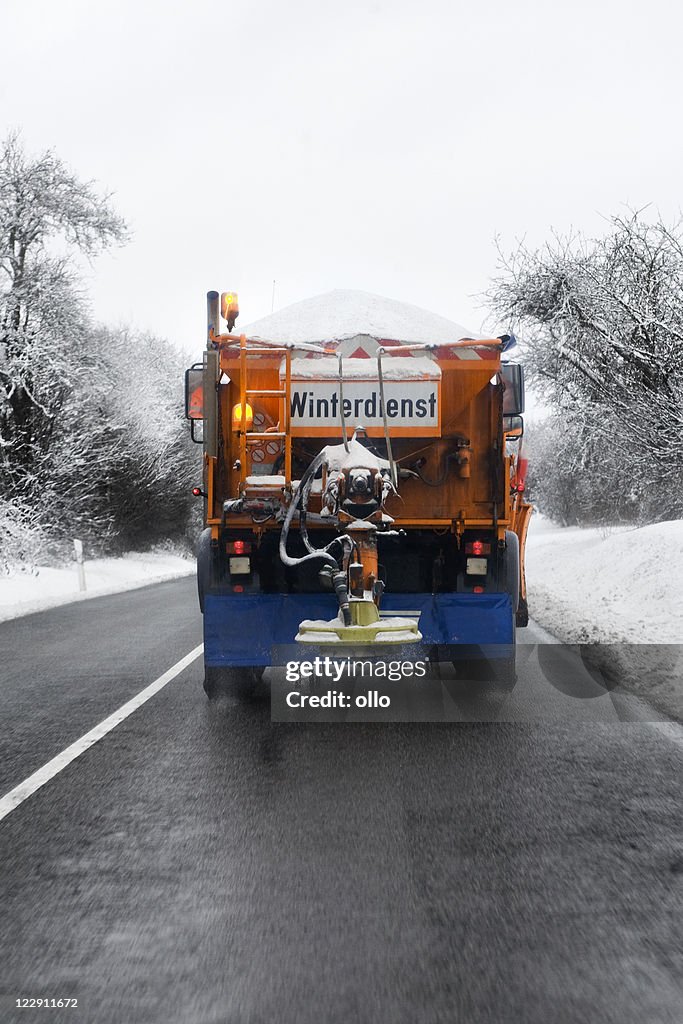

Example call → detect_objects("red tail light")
465 540 491 555
227 540 252 555
473 585 484 594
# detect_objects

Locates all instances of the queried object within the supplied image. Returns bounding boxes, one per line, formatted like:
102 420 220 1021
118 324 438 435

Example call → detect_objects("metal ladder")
238 335 292 494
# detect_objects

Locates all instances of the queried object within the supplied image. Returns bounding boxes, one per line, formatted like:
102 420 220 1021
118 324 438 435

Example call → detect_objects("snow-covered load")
185 289 532 698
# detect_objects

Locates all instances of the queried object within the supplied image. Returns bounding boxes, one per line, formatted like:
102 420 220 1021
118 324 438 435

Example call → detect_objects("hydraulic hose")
279 450 332 569
288 450 352 562
298 469 351 560
278 448 352 624
278 448 352 622
414 453 458 487
300 508 351 561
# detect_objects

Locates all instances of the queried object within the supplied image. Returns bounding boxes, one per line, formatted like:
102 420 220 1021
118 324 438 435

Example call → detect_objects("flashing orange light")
221 291 239 332
231 401 254 432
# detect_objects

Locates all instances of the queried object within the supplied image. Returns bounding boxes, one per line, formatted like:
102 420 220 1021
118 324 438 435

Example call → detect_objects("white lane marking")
0 644 204 824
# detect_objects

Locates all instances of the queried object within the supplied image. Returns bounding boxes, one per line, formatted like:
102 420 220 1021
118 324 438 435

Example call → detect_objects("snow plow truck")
185 290 532 699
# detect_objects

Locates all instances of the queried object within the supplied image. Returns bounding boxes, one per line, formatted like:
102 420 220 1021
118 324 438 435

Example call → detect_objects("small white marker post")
73 538 86 592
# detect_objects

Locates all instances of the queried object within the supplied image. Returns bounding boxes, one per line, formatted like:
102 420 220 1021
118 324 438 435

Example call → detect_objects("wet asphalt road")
0 577 682 1023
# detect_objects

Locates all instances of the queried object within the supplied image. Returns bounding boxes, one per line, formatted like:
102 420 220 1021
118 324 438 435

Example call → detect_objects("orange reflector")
188 384 203 420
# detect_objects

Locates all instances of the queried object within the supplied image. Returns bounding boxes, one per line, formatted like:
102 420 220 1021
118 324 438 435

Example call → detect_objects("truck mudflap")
203 592 514 668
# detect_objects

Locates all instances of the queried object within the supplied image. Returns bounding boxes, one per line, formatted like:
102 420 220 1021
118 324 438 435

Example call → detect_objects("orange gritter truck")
185 290 532 699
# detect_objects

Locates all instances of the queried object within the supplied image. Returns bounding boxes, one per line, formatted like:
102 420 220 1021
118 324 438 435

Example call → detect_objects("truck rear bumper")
204 592 514 667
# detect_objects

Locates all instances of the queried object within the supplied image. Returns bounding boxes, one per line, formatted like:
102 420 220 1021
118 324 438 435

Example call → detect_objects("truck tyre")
203 666 258 701
197 528 213 614
497 648 517 689
516 595 529 628
490 532 519 687
502 530 520 614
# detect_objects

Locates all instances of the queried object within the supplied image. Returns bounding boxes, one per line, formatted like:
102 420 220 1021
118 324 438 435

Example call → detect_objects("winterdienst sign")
282 356 442 437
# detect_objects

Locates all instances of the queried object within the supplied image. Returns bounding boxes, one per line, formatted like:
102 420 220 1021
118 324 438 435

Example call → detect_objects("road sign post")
73 539 86 592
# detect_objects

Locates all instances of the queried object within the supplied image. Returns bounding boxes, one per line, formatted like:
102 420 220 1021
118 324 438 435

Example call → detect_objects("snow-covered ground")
526 514 683 644
526 514 683 719
0 552 194 624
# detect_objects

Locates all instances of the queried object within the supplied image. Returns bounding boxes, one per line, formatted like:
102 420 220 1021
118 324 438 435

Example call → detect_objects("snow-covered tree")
80 325 197 551
19 322 199 555
0 134 198 563
489 211 683 523
0 131 127 492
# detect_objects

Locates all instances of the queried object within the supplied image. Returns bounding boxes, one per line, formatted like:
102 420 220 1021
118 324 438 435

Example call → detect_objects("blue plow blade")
203 592 514 668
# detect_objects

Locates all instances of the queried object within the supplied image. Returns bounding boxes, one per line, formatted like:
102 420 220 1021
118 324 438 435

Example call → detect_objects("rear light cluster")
227 540 252 555
465 537 489 581
227 538 253 580
464 540 491 555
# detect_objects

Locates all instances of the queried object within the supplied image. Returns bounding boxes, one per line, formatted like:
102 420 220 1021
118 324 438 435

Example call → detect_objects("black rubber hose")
294 448 325 554
279 450 354 625
332 571 352 626
299 481 351 561
286 449 352 563
279 449 338 572
414 453 458 487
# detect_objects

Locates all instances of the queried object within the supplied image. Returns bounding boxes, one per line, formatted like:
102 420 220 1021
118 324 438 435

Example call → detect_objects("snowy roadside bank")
0 552 195 624
526 515 683 720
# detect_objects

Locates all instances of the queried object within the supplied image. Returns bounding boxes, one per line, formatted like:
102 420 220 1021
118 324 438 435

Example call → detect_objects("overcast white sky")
2 0 682 354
